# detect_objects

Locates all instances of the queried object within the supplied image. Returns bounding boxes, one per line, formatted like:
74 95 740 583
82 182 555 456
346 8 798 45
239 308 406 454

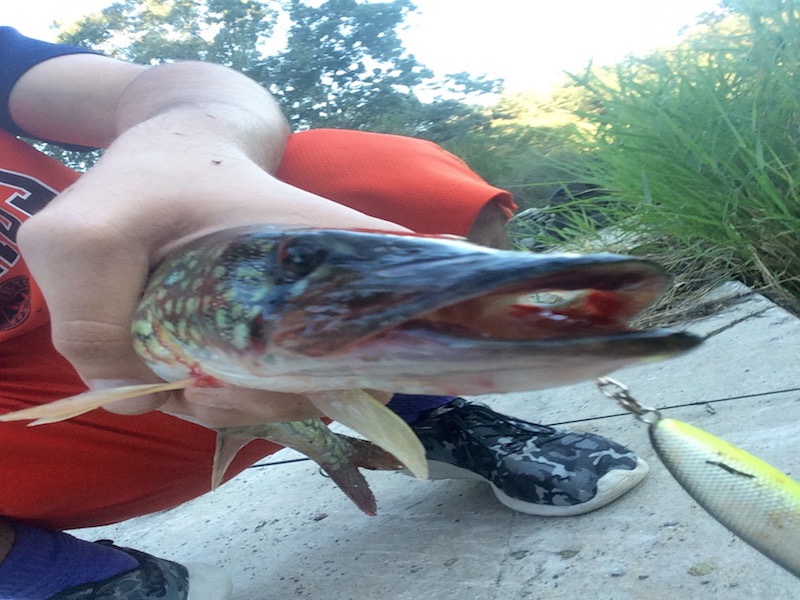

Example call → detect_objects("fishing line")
247 386 800 470
249 457 312 468
547 385 800 427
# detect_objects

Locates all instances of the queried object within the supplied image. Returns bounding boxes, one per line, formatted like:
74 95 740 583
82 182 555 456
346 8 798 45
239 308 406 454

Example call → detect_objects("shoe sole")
422 457 650 517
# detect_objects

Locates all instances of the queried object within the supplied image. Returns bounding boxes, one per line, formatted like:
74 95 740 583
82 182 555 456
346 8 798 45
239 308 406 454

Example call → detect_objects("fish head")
137 226 701 394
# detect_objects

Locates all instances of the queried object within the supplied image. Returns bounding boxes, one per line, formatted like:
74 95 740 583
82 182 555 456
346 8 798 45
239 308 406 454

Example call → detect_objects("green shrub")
526 0 800 313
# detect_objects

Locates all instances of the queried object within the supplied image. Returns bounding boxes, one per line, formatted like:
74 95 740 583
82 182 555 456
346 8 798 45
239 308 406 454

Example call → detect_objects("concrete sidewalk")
72 283 800 599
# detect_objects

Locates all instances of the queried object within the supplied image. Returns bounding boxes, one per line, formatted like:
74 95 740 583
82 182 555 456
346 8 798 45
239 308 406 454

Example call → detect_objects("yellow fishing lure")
598 377 800 578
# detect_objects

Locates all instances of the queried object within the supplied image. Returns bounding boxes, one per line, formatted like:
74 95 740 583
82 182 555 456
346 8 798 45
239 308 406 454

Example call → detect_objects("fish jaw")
265 230 673 357
279 329 700 396
190 328 699 396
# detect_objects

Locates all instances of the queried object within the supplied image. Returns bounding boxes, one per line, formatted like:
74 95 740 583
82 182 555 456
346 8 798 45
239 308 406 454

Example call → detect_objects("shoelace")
443 401 562 444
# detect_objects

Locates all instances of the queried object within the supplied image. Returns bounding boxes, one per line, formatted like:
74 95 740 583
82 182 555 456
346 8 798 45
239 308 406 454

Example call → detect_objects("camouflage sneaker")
50 542 232 600
411 398 648 516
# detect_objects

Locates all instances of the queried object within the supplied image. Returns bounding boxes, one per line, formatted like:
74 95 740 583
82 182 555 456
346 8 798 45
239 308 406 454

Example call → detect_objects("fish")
1 227 701 512
598 377 800 578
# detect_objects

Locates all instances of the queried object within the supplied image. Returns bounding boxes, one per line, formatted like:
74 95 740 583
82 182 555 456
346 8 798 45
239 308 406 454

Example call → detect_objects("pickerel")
1 227 701 513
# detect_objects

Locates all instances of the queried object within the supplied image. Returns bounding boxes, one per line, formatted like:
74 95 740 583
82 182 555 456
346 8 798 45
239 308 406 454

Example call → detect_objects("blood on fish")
188 366 224 388
585 289 637 320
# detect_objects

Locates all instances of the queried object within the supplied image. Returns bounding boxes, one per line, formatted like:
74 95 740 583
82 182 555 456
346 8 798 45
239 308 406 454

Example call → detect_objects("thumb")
18 210 163 399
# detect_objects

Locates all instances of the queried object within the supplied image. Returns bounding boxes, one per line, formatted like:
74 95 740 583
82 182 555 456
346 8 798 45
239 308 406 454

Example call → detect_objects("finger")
17 203 158 385
166 388 322 428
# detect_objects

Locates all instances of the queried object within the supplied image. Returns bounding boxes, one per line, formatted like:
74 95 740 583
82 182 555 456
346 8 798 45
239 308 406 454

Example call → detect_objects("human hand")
14 58 405 424
160 388 393 428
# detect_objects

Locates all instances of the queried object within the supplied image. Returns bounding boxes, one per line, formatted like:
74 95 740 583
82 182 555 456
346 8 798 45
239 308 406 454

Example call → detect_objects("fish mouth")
392 261 666 344
271 232 700 364
334 257 702 392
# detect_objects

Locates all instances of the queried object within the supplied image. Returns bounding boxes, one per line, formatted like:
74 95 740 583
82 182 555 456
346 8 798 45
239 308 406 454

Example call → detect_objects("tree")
58 0 277 74
256 0 422 128
57 0 498 138
254 0 501 135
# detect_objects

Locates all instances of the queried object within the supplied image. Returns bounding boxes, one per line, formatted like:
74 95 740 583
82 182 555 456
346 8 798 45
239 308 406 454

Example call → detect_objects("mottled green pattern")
221 419 357 468
129 231 402 512
132 235 281 374
122 226 700 513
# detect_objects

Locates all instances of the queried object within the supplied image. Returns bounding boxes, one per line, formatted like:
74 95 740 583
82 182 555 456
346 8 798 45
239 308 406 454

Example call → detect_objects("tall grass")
521 0 800 314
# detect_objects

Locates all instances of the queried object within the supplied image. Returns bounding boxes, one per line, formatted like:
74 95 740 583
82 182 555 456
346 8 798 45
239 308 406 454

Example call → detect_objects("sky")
6 0 724 92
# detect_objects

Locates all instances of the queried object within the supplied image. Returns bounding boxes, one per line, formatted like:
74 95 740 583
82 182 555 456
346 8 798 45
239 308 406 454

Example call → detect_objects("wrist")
116 61 289 171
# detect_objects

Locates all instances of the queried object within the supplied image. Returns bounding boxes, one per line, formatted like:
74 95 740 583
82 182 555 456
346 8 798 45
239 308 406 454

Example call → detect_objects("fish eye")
278 238 327 278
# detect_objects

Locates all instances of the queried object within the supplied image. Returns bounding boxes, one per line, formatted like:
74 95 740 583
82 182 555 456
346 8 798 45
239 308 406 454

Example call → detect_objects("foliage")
58 0 277 72
56 0 497 136
256 0 421 129
527 0 800 311
440 91 587 209
46 0 515 171
41 0 800 315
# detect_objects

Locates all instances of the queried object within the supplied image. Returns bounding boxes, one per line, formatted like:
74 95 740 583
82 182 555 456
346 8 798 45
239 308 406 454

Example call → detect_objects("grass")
509 1 800 319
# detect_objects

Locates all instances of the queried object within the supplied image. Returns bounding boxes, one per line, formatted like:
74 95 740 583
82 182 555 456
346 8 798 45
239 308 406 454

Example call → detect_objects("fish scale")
131 236 417 514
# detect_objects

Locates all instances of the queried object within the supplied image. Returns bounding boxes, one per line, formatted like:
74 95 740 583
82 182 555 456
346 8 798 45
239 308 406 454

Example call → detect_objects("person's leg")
0 519 136 599
407 398 648 516
389 394 647 516
466 198 512 249
0 520 12 563
0 325 283 598
0 518 233 600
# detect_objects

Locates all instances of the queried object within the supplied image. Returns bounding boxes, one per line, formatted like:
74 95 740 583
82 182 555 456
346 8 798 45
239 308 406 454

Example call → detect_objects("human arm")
7 42 403 425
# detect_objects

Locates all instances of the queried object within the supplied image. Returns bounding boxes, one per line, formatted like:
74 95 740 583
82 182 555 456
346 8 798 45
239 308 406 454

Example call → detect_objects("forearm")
12 50 402 425
114 60 289 171
9 54 289 169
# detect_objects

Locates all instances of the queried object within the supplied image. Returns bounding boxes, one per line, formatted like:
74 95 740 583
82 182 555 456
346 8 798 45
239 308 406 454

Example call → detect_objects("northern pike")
599 377 800 578
1 227 701 513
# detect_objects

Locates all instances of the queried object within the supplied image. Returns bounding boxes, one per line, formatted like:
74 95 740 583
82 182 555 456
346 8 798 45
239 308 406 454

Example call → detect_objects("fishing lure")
597 377 800 578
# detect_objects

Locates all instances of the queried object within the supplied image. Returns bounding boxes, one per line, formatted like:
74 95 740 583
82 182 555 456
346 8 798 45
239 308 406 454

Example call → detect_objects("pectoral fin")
0 380 193 426
211 429 258 490
307 389 428 480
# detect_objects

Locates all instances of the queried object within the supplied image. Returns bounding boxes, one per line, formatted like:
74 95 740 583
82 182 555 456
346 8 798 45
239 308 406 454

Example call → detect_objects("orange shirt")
0 130 80 342
0 134 275 529
277 128 516 235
